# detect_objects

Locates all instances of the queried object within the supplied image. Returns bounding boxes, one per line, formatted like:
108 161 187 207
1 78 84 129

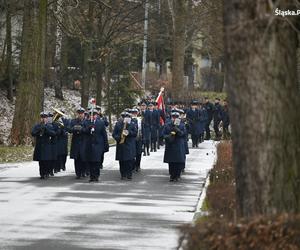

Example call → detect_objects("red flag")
156 87 165 125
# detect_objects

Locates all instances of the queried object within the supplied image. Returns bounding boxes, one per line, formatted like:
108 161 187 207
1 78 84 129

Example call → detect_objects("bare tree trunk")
298 34 300 92
11 0 47 145
105 57 112 132
44 1 57 88
170 0 187 99
60 33 68 88
80 1 94 108
96 62 103 106
81 42 90 108
5 0 13 101
224 1 300 217
54 0 63 100
185 49 194 90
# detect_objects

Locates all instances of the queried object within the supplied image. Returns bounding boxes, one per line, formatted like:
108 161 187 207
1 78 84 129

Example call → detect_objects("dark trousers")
150 140 157 151
213 119 221 138
191 134 199 147
48 160 55 175
58 155 67 171
223 125 231 139
168 162 184 180
74 157 85 177
135 154 142 170
39 161 49 177
198 133 204 143
143 140 150 155
205 118 212 139
100 152 104 169
119 160 133 178
158 126 164 146
89 161 100 180
54 159 60 172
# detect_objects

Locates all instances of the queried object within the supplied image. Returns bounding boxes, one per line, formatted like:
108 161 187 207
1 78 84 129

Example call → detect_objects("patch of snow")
0 88 83 145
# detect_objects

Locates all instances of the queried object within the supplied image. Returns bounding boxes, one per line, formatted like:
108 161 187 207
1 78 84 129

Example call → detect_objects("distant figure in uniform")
69 107 87 179
163 112 186 182
96 105 109 169
56 109 69 172
221 99 230 139
131 108 143 172
186 100 201 147
140 101 150 156
85 109 109 182
48 112 59 176
155 102 165 149
31 112 56 179
148 102 160 152
113 112 137 180
198 103 208 143
177 109 189 173
203 97 214 140
213 98 223 140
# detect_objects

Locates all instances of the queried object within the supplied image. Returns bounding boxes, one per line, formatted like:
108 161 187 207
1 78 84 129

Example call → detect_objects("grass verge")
179 141 300 250
0 145 33 163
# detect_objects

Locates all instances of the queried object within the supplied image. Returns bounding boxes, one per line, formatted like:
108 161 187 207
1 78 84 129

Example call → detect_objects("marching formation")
31 96 230 182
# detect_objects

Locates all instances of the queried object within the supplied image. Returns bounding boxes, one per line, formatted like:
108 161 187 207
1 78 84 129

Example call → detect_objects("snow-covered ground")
0 88 81 145
0 140 216 250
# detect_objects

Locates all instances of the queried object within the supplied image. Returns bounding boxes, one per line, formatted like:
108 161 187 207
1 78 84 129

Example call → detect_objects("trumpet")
52 108 65 128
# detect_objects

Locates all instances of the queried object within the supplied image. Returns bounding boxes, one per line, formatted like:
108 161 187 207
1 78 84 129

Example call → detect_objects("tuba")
52 108 65 127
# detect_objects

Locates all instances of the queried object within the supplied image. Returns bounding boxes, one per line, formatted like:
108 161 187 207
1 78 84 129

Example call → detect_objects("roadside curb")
193 170 210 222
192 140 218 222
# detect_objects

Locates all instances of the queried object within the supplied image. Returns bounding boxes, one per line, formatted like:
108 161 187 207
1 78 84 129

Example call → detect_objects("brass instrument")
52 107 65 127
119 120 128 144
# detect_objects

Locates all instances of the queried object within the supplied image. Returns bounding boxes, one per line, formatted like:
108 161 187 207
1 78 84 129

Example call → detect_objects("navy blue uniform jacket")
186 109 203 136
31 123 56 161
69 118 86 160
113 120 137 161
163 121 186 163
84 119 109 162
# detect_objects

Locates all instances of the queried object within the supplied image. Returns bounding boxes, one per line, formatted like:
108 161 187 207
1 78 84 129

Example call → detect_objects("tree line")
0 0 223 145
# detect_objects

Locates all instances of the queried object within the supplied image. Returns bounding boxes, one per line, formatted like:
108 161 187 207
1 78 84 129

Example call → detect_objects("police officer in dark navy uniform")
154 102 165 149
163 111 186 182
198 103 208 143
47 111 59 176
84 109 109 182
113 111 137 180
148 102 160 152
56 109 69 172
203 97 214 140
186 100 202 147
213 98 223 140
177 109 189 173
95 105 109 169
31 112 56 179
131 108 143 172
69 107 87 179
221 99 230 139
140 101 151 156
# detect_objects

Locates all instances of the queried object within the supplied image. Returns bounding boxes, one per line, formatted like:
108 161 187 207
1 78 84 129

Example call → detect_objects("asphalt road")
0 141 216 250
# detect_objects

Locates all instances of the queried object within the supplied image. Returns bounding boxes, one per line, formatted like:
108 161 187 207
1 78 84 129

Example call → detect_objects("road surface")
0 141 216 250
